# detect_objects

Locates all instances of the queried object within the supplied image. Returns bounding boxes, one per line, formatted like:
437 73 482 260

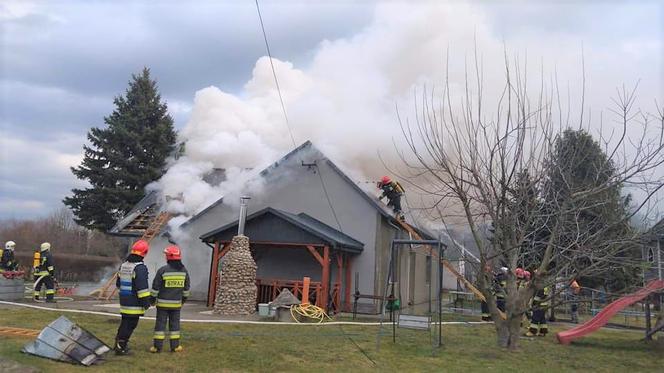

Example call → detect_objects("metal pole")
237 196 251 236
392 242 396 343
438 241 443 347
657 240 662 281
645 295 652 340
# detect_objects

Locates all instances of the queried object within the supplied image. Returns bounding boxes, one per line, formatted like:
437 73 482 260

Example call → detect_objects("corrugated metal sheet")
22 316 110 366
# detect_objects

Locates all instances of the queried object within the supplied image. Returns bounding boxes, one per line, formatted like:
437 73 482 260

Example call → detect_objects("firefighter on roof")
150 245 190 353
114 239 151 355
377 176 405 220
33 242 56 302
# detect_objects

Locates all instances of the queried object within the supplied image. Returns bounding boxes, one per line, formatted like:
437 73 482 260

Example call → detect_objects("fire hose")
290 303 331 323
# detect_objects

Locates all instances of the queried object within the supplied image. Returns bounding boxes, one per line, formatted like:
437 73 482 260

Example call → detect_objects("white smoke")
152 1 659 226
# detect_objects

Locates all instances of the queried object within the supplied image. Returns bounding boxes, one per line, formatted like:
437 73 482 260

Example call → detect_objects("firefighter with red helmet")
377 176 406 220
114 239 151 355
149 245 191 353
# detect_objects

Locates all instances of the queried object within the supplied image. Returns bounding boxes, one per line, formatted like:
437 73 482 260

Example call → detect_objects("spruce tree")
539 129 638 290
64 68 176 231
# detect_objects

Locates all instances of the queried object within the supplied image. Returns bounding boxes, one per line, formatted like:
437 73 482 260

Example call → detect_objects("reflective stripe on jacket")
34 251 54 277
116 260 150 316
151 264 191 309
533 286 550 307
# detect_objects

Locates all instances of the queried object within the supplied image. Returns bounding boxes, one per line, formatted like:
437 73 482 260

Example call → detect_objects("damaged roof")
200 207 364 254
108 168 226 237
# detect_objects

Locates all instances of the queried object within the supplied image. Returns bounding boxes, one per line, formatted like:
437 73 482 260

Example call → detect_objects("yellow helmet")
40 242 51 251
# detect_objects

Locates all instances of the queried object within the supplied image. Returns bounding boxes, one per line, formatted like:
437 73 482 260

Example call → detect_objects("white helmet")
500 267 509 274
40 242 51 251
5 241 16 251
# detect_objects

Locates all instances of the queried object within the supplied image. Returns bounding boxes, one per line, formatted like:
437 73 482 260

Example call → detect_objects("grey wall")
163 145 385 301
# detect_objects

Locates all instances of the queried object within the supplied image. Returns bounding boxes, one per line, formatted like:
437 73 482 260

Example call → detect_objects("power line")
254 0 297 148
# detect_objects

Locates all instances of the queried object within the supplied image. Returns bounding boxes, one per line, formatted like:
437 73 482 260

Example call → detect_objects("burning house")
111 141 461 313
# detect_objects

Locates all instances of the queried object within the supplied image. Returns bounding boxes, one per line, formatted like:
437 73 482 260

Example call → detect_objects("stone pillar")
213 235 257 315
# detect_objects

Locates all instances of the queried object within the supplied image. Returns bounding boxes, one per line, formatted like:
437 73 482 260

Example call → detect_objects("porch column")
335 253 343 312
322 245 330 311
207 242 221 307
344 254 352 312
207 242 232 307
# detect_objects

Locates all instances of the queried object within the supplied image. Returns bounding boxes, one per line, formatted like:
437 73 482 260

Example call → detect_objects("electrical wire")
254 0 297 149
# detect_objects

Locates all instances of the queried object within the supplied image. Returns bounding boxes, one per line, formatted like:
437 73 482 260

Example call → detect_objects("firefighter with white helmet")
149 245 191 353
33 242 56 302
0 241 18 272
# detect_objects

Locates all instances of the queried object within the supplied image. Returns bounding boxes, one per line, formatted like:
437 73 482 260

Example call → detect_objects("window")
647 248 655 263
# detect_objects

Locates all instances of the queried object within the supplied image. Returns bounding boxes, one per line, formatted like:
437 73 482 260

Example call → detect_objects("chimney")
237 196 251 236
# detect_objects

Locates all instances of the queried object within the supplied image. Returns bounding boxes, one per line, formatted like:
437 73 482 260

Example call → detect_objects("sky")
1 0 662 220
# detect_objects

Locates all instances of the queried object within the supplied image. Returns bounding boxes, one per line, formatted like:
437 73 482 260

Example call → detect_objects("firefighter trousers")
33 275 55 301
529 307 548 335
153 308 181 351
115 315 140 349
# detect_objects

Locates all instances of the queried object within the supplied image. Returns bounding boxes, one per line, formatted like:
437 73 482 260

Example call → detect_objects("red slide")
557 279 664 345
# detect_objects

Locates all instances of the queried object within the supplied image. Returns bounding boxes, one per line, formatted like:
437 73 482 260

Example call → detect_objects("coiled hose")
290 303 331 323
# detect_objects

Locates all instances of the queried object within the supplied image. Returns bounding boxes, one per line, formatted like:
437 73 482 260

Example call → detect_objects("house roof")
108 191 159 236
199 207 364 254
111 140 435 240
108 168 226 236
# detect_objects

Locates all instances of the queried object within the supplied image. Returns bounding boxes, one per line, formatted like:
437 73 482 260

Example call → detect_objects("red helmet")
515 268 525 278
380 176 391 184
523 270 531 280
164 245 181 260
130 240 149 257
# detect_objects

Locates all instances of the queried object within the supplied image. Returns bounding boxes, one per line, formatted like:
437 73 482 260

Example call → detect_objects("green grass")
0 308 662 372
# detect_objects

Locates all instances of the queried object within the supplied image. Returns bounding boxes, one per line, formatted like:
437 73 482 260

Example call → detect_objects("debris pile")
213 235 257 315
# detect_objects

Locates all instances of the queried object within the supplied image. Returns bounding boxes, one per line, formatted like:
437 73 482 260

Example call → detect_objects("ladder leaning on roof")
89 212 172 300
393 215 507 320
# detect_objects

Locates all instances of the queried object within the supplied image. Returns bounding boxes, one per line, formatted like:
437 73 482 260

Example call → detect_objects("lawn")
0 307 662 372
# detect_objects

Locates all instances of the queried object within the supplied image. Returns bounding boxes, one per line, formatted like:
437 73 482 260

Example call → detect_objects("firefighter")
569 278 581 323
377 176 405 220
114 239 151 355
149 245 190 353
480 265 493 321
494 267 508 313
527 282 551 337
33 242 56 302
1 241 18 272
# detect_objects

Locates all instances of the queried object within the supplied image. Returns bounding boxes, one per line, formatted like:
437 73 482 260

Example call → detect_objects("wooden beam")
321 245 330 311
306 245 325 266
392 217 507 320
207 242 221 307
219 244 232 259
336 253 343 313
344 254 352 312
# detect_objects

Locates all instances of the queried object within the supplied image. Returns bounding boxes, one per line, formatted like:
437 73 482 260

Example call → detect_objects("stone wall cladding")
213 235 258 315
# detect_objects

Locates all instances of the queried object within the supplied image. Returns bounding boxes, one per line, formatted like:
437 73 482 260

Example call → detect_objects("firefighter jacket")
150 262 191 309
380 181 405 201
116 255 151 316
533 286 550 308
0 249 18 271
493 272 507 299
34 250 54 277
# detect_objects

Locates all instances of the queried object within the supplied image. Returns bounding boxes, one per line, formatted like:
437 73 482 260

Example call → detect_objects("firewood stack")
213 235 257 315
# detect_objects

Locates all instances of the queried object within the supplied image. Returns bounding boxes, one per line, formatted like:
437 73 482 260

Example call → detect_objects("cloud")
0 131 87 219
1 0 662 220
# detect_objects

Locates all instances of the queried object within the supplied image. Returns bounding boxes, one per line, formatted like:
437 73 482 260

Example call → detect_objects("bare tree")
396 53 664 349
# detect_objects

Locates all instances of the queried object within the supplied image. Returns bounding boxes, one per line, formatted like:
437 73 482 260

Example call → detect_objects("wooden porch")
206 241 353 314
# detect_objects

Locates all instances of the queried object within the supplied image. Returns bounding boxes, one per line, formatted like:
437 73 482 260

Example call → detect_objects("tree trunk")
495 315 523 350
